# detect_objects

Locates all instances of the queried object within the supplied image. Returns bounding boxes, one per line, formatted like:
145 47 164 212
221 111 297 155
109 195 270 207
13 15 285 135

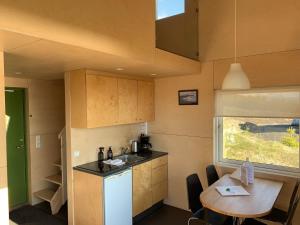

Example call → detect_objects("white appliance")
104 168 132 225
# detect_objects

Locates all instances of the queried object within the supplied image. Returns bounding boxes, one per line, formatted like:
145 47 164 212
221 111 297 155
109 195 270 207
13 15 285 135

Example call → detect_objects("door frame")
5 87 32 209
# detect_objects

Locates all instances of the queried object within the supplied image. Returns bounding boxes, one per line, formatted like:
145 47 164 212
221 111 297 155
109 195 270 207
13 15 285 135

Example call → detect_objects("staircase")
34 127 67 214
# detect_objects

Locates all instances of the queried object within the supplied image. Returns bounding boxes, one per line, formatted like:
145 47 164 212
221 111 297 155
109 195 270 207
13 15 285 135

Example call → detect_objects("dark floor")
10 204 193 225
10 202 68 225
135 205 193 225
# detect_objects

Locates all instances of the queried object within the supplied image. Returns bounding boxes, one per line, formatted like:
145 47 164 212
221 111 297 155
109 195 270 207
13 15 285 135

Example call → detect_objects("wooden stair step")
45 174 62 185
34 189 56 202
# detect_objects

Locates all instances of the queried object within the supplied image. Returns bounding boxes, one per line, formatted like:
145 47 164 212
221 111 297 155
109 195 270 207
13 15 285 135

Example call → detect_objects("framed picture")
178 89 198 105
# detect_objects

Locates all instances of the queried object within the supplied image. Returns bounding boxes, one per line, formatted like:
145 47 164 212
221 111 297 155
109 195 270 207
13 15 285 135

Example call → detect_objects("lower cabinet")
152 165 168 205
74 170 104 225
132 161 152 216
132 155 168 216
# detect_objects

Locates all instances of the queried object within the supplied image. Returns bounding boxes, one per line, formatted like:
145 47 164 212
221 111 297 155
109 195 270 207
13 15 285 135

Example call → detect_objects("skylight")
156 0 185 20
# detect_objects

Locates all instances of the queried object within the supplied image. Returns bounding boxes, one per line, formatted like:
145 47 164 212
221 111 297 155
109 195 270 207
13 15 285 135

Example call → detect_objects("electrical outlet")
36 135 41 149
74 151 80 158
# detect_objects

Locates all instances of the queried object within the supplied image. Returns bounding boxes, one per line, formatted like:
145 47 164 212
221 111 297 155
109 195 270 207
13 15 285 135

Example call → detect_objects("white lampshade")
222 63 250 90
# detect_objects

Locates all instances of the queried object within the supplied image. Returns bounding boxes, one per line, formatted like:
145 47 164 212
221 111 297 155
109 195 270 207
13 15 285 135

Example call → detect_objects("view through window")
219 117 300 170
156 0 185 20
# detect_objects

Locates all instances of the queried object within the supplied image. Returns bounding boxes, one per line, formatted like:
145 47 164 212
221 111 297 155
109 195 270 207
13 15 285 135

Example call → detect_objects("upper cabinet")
86 75 119 127
137 81 155 122
118 79 138 124
68 70 155 128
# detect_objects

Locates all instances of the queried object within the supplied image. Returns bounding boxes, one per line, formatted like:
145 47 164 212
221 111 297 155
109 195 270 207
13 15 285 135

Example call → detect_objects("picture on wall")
178 89 198 105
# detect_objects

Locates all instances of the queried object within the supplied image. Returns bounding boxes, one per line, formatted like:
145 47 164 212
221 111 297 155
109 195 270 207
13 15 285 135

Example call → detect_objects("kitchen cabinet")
86 75 119 127
137 80 155 122
74 170 104 225
118 78 138 124
74 153 168 224
74 169 132 225
151 156 168 205
68 69 154 128
132 161 152 216
132 155 168 216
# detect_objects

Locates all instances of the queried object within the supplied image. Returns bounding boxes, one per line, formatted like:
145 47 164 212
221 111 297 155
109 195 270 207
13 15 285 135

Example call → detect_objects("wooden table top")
200 174 283 218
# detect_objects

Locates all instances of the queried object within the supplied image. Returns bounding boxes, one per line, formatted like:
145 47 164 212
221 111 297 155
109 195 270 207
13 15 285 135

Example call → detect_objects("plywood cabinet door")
132 161 152 216
137 81 154 122
118 79 138 124
74 170 104 225
86 75 118 127
151 156 168 205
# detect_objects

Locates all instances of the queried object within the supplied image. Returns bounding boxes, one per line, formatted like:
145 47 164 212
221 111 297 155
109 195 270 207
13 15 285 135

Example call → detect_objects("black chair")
242 195 300 225
206 165 219 186
260 179 299 223
186 173 231 225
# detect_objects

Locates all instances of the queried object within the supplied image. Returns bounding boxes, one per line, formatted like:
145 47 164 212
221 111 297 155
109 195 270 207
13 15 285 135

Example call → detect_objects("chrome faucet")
121 146 130 155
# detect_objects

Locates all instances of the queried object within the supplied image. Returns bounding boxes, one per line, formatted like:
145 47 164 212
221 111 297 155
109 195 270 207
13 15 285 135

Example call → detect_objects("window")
216 117 300 172
156 0 185 20
214 88 300 175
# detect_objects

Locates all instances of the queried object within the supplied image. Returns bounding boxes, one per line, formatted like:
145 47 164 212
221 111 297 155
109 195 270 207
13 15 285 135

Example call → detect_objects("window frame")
155 0 186 20
214 117 300 177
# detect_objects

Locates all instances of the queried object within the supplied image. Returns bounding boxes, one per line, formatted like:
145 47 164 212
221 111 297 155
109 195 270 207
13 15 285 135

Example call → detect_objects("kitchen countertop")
73 150 168 177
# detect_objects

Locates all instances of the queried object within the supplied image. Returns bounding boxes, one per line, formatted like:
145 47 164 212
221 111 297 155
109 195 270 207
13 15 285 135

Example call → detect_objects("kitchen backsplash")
71 123 147 166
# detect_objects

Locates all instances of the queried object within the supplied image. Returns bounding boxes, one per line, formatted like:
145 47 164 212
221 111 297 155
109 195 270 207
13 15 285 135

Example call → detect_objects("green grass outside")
223 118 299 168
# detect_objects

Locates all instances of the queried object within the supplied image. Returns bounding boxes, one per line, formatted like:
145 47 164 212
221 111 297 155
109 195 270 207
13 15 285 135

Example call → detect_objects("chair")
260 179 299 223
186 173 231 225
206 165 219 186
242 195 300 225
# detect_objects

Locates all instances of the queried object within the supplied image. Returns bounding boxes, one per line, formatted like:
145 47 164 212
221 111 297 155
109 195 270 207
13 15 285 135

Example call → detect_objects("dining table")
200 174 284 225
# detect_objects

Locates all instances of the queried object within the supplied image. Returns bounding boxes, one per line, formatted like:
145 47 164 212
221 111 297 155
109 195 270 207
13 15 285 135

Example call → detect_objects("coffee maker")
139 134 152 151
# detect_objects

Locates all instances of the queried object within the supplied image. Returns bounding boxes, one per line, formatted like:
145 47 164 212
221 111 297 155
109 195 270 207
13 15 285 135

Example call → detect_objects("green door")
5 88 28 208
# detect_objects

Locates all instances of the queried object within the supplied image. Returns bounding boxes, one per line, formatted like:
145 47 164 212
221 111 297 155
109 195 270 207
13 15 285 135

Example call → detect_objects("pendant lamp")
221 0 250 90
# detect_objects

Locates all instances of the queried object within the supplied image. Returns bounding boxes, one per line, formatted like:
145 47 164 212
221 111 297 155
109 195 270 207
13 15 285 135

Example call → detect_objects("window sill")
216 161 300 179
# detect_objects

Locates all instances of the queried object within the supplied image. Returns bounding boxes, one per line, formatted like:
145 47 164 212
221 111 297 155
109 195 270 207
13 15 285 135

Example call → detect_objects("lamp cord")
235 0 237 63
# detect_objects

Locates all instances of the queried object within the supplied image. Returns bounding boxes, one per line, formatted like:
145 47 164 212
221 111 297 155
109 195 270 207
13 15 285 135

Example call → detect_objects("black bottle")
107 146 113 160
98 147 104 161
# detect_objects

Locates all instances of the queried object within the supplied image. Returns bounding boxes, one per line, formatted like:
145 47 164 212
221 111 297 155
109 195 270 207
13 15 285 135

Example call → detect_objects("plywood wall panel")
198 0 235 61
149 63 214 209
28 79 65 134
71 123 143 166
150 62 213 138
69 70 87 128
0 52 6 168
198 0 300 61
5 77 29 88
238 0 300 57
0 52 9 225
0 0 155 62
213 50 300 89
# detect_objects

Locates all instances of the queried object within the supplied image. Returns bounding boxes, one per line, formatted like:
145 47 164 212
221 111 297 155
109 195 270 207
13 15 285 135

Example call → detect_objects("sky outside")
156 0 185 20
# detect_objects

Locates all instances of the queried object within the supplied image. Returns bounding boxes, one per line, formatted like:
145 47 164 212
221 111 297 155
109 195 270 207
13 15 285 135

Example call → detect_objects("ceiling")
0 30 200 80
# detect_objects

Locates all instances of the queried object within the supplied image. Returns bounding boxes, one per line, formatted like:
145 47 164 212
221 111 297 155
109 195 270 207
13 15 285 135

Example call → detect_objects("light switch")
36 135 41 149
74 151 80 158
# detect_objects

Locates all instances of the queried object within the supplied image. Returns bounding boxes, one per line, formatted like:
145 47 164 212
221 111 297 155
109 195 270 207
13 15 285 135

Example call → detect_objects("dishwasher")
104 168 132 225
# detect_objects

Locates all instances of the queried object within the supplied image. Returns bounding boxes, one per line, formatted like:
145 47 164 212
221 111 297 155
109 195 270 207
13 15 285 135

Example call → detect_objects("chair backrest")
286 195 299 225
206 165 219 186
186 173 204 213
288 179 300 214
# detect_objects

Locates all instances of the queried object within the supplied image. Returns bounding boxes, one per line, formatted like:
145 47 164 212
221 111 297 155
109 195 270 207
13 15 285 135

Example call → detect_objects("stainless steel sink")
115 154 144 163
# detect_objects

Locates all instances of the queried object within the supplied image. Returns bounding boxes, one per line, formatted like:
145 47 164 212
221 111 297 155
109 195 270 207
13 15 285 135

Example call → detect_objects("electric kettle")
131 140 139 153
